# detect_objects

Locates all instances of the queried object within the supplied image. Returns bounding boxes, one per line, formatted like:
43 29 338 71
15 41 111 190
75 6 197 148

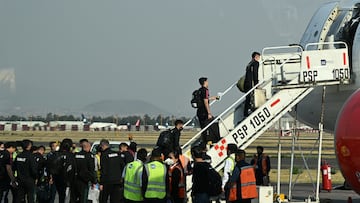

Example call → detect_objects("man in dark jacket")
99 139 125 203
71 139 96 203
54 138 76 203
244 52 260 117
119 142 134 165
196 77 219 129
0 142 17 203
191 146 210 203
172 120 184 155
14 139 38 203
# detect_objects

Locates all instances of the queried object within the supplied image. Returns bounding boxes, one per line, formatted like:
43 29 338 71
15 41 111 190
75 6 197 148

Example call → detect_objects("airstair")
181 41 350 172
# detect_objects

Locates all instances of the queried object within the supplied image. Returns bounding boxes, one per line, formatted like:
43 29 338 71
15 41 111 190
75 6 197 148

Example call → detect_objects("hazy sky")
0 0 335 116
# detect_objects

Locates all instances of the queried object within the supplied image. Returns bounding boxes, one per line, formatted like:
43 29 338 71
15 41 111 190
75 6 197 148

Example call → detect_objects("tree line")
0 113 191 126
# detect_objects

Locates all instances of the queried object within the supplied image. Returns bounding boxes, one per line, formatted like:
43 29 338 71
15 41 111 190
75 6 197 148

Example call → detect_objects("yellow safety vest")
95 154 101 182
226 154 236 173
144 161 167 199
124 160 144 201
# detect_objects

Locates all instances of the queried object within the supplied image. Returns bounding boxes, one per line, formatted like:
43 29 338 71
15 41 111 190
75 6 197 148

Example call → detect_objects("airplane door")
300 2 339 48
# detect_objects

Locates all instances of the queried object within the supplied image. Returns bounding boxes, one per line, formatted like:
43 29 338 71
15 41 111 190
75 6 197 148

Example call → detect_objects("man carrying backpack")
156 119 184 158
243 52 260 117
53 139 77 203
195 77 219 129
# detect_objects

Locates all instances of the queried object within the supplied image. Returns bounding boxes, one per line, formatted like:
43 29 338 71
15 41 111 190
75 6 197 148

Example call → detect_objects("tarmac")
3 183 359 203
276 183 359 203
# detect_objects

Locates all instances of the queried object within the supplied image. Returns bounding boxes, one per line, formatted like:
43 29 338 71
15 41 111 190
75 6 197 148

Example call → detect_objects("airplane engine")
335 89 360 195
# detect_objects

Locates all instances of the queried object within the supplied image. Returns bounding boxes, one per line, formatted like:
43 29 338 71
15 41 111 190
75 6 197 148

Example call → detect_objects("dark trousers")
192 193 209 203
0 182 10 203
6 186 17 203
100 184 122 203
230 199 251 203
197 113 208 129
125 199 144 203
173 198 185 203
244 88 253 117
70 180 89 203
197 113 209 147
54 176 66 203
144 199 166 203
16 179 35 203
49 183 56 203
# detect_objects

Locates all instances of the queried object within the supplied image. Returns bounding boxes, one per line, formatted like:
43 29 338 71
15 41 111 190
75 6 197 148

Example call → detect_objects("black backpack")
48 152 76 184
156 129 174 148
191 89 202 108
208 166 222 196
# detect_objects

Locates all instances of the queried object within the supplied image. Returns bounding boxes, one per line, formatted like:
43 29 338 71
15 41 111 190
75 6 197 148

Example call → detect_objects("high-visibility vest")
95 154 101 182
228 165 258 201
179 155 189 174
253 153 269 175
226 155 236 174
168 162 185 198
144 161 167 199
124 160 144 201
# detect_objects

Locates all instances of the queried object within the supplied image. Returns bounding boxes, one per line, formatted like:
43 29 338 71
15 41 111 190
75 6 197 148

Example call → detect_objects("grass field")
0 130 344 184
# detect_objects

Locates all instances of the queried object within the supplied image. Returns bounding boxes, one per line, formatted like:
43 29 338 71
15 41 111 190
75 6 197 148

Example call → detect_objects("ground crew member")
142 148 168 203
228 149 257 203
0 142 17 203
99 139 125 203
14 139 38 203
222 144 237 200
71 139 96 203
122 148 148 203
167 151 185 203
254 146 271 185
94 145 101 183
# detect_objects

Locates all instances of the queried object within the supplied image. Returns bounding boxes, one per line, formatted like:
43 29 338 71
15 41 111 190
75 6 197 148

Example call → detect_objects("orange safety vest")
253 153 269 175
228 165 258 201
179 155 189 174
168 162 185 198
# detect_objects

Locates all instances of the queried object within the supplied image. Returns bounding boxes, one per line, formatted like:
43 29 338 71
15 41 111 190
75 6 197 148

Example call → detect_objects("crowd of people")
0 130 270 203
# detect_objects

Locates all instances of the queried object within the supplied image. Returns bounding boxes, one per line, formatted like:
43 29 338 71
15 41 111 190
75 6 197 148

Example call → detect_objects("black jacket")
120 151 134 166
75 150 96 184
172 127 181 154
14 150 37 181
244 60 259 90
33 152 46 179
100 148 125 185
0 150 11 181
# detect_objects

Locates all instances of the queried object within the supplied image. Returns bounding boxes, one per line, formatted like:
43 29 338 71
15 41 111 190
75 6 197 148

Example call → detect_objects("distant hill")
82 100 170 116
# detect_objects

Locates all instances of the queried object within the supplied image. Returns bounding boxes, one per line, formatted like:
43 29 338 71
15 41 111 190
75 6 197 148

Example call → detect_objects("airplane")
287 0 360 195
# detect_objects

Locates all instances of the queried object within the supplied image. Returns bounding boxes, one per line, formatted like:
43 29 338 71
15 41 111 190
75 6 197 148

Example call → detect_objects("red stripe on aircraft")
306 56 310 69
271 99 280 107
